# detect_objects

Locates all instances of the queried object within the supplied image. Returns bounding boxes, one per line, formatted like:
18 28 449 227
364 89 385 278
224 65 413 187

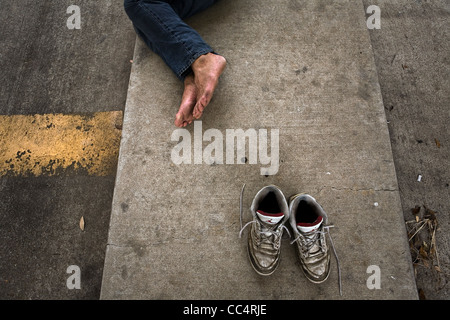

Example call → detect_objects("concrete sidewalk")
100 0 418 299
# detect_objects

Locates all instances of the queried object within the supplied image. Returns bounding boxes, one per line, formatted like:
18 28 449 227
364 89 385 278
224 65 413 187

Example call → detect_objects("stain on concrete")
0 111 123 177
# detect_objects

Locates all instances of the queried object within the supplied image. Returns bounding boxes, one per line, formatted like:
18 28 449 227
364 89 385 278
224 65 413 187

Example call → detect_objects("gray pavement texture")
0 0 135 299
0 0 134 115
100 0 419 299
363 0 450 299
0 0 448 300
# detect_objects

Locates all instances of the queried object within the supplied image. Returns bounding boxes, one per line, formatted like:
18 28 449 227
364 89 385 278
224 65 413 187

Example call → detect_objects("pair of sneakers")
239 185 341 292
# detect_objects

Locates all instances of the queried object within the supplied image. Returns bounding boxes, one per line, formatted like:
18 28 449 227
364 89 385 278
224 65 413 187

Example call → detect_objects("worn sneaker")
239 185 290 276
289 194 332 283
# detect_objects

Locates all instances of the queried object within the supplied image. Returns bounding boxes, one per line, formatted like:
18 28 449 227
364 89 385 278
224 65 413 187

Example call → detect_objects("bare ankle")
192 53 226 75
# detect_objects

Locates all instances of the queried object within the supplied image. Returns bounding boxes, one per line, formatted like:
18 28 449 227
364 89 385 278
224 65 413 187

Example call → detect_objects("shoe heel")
288 193 305 203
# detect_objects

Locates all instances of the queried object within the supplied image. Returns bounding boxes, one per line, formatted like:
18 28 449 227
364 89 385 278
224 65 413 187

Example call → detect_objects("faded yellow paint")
0 111 123 176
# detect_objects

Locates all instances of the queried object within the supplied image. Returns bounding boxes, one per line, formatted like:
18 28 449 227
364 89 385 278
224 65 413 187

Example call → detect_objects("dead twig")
406 205 441 274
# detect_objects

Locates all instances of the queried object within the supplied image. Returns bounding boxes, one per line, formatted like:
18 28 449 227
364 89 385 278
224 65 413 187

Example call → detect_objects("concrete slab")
0 0 134 299
363 0 450 299
101 0 417 299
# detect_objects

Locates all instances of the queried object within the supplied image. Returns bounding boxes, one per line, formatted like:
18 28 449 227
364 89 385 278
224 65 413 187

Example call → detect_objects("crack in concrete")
317 185 398 193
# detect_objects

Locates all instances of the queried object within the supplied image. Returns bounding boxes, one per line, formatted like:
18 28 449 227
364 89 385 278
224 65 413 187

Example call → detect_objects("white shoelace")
325 226 343 296
239 220 291 244
291 224 342 296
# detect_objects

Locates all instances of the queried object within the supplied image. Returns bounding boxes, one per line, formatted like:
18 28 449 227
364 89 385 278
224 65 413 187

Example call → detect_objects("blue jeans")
124 0 220 80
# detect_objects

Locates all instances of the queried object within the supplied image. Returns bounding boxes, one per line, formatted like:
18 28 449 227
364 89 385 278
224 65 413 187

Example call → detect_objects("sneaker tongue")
297 216 323 233
256 210 284 225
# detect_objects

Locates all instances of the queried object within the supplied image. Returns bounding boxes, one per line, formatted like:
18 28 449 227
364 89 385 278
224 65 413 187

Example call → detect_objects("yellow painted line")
0 111 123 177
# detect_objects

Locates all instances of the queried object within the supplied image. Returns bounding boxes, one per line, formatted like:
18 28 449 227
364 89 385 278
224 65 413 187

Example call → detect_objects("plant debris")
435 138 441 148
406 206 440 274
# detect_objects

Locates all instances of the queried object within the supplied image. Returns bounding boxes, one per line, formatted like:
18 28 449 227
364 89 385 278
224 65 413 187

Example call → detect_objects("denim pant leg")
124 0 219 80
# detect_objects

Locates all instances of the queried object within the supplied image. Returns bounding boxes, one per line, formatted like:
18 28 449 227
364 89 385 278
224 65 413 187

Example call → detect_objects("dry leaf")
411 205 421 216
80 216 85 231
418 288 426 300
412 207 420 215
419 245 428 259
435 138 441 148
424 206 437 221
430 246 436 257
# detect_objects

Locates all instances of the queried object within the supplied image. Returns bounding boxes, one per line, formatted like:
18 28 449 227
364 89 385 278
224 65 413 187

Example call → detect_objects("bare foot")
191 53 227 119
175 74 197 127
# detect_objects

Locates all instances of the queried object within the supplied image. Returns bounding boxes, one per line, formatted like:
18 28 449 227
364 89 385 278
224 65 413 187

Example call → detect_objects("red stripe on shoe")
297 216 323 227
